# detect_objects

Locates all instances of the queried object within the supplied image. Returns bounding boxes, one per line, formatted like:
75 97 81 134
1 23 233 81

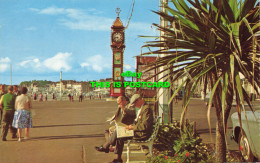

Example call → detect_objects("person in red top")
34 93 37 100
39 93 43 102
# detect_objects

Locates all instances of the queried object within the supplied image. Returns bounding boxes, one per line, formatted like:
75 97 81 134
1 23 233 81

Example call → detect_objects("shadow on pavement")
29 133 104 141
197 127 232 134
33 123 105 128
197 128 216 134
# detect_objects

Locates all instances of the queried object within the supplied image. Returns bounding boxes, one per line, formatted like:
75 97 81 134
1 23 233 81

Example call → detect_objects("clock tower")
110 8 125 97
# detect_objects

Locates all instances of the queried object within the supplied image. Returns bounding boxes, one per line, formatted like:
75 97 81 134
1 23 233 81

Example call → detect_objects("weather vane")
116 7 121 17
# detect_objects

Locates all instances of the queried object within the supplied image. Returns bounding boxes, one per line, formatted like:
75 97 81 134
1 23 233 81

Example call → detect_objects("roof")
112 17 124 28
136 56 157 65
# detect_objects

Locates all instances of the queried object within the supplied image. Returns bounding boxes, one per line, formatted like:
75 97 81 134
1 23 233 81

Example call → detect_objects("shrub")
147 120 214 162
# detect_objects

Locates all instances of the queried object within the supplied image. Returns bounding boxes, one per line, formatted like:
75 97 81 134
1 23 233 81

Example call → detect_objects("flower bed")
146 120 242 162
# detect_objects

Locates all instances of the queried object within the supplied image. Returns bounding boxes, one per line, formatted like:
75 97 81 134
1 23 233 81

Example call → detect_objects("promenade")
0 99 118 163
0 98 246 163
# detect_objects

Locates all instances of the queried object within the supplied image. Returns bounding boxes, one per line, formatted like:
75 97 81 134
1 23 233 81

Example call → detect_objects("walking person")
12 87 32 142
11 85 20 137
71 95 74 102
39 93 43 102
0 85 6 96
79 94 83 102
0 85 7 126
33 93 37 101
52 93 55 100
68 94 71 102
0 86 17 141
13 85 21 96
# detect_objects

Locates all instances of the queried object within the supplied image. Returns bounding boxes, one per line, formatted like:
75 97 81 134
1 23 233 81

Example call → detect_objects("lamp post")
10 64 12 85
158 0 170 123
60 71 62 101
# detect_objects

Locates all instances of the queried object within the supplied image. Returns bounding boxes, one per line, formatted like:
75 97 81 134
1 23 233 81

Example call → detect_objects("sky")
0 0 159 85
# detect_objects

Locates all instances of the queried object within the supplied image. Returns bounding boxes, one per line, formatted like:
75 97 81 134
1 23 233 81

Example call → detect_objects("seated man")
109 96 136 125
95 94 154 163
105 96 136 150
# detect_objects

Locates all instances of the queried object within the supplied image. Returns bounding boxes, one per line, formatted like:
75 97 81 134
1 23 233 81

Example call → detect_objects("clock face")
112 32 123 43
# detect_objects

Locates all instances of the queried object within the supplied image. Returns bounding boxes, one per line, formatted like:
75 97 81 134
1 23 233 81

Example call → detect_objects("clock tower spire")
116 7 121 17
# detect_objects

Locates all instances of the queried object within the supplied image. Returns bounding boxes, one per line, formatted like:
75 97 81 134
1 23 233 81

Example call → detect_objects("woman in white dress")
12 87 32 142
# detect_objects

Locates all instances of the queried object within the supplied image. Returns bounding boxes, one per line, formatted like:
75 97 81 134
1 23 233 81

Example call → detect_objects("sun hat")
129 94 141 106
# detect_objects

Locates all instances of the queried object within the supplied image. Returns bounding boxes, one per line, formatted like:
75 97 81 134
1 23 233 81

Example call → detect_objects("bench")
126 117 161 163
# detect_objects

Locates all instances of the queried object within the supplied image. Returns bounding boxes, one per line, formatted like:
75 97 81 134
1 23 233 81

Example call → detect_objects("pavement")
0 98 258 163
0 99 117 163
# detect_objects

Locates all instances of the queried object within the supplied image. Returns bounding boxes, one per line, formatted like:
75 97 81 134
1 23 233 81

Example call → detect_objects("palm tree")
142 0 259 162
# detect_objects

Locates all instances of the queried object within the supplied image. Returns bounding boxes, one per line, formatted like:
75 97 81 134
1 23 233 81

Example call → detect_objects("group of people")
34 93 49 102
0 85 32 142
95 94 154 163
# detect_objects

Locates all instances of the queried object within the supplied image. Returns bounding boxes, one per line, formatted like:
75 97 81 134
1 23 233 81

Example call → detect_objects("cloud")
20 58 41 68
43 52 72 71
60 17 113 31
0 57 11 72
86 8 103 15
80 55 111 73
30 7 65 15
0 57 11 63
123 64 133 70
80 63 90 67
129 22 155 33
29 8 40 12
19 52 72 72
39 7 66 15
25 27 37 31
30 6 151 32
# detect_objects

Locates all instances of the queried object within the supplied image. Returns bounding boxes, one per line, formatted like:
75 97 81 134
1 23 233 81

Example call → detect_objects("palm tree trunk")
217 84 234 162
224 84 234 131
214 76 233 162
215 97 227 163
215 115 226 163
212 74 226 163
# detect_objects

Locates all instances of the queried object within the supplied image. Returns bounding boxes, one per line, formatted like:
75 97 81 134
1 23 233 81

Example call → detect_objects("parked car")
231 108 260 161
